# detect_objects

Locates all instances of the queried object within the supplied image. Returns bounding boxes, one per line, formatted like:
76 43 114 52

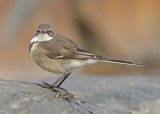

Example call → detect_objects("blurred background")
0 0 159 81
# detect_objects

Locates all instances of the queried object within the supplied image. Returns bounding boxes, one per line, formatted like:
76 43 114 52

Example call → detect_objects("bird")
29 24 147 91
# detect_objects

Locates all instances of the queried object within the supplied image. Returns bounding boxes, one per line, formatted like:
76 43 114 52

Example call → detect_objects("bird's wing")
43 34 100 59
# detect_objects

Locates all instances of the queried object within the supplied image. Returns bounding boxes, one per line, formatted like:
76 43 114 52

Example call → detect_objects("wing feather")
42 34 99 59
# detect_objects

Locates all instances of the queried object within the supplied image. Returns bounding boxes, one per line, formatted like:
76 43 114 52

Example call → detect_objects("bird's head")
30 24 54 44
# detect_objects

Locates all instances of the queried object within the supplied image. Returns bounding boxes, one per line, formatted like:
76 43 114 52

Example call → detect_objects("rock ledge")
0 75 160 114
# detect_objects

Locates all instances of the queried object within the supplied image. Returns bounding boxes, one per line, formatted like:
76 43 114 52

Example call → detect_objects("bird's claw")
36 82 69 98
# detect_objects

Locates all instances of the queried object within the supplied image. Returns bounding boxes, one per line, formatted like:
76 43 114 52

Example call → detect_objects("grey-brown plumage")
30 24 147 89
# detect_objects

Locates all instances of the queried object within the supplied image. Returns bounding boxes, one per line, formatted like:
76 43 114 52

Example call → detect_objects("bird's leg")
37 73 71 88
55 73 71 88
51 74 68 87
36 73 71 97
51 73 71 97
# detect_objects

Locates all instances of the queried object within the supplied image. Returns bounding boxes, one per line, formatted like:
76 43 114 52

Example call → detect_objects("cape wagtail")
29 24 147 91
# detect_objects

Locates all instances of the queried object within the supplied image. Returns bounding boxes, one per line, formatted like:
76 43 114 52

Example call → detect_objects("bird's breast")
30 45 98 74
31 48 67 74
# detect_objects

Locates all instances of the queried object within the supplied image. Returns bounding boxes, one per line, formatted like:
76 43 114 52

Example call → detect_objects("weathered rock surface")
0 75 160 114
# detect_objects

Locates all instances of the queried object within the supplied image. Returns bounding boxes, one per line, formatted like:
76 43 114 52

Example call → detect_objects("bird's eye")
47 30 51 33
47 30 52 34
47 30 53 36
37 30 40 33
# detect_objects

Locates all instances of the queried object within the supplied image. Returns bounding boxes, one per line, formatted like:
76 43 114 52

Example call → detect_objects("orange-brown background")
0 0 159 80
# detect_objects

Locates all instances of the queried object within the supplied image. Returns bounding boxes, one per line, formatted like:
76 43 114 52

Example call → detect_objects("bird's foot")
36 82 52 89
36 82 69 98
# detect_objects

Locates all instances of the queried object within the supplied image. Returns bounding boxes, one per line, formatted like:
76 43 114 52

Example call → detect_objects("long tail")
99 57 148 67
